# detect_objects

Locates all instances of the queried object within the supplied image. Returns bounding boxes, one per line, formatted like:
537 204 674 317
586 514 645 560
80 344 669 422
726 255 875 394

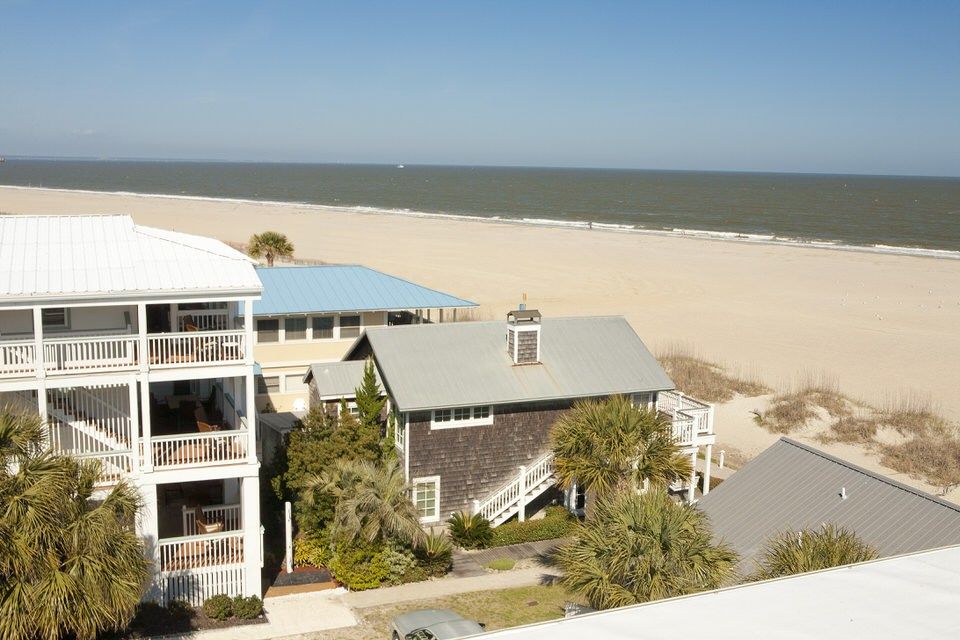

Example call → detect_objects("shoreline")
2 184 957 261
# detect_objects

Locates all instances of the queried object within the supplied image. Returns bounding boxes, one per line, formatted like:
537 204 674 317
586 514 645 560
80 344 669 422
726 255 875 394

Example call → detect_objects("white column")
245 374 257 463
128 376 141 475
517 465 527 523
137 303 149 373
137 481 161 601
703 444 713 496
140 378 153 472
32 307 45 378
687 451 697 504
243 299 254 366
169 303 178 331
241 476 262 597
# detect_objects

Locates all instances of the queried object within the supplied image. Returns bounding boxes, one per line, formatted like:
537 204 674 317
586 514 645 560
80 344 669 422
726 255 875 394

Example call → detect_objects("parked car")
391 609 485 640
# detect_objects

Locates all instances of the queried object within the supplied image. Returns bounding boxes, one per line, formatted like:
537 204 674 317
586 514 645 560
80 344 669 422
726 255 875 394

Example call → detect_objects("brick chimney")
506 309 541 365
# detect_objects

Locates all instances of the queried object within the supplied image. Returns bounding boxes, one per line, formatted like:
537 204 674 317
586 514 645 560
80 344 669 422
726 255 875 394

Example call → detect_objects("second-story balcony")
0 304 248 379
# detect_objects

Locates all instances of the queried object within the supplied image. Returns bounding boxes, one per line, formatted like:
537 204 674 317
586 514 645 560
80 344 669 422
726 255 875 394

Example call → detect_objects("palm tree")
552 395 691 499
0 406 149 640
556 490 737 609
306 458 425 548
247 231 294 266
752 524 878 580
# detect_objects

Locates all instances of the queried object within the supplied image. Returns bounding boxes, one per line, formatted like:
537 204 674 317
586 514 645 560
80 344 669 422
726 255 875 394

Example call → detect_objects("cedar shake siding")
516 330 538 363
407 400 573 518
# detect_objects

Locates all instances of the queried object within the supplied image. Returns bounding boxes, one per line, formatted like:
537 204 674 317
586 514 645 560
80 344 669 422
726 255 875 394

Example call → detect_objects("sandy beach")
2 185 959 498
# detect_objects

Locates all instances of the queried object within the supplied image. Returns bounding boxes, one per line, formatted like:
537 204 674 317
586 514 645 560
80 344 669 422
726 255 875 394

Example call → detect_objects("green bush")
129 600 195 635
486 558 516 571
202 594 233 621
294 530 331 567
382 546 418 586
232 595 264 620
489 506 576 547
415 530 453 577
447 511 492 550
328 542 390 590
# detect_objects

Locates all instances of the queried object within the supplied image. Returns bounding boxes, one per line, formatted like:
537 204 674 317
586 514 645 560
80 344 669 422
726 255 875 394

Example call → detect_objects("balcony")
0 329 247 379
658 390 715 448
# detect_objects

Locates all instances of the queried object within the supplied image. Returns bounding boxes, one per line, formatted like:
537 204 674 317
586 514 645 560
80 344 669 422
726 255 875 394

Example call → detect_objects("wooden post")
703 444 713 496
687 452 697 504
284 501 294 574
518 465 527 522
472 499 481 516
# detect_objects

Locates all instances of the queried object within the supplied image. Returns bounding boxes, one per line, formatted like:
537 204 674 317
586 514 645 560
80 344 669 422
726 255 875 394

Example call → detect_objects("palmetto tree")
552 395 692 498
556 490 737 609
0 406 149 640
752 523 878 580
306 458 425 548
247 231 294 266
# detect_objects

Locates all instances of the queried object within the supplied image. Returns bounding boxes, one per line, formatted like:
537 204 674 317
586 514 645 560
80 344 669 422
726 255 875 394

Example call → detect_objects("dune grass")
657 347 769 403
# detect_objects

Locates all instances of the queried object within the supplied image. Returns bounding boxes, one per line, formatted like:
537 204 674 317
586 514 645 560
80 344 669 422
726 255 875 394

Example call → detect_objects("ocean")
1 158 959 255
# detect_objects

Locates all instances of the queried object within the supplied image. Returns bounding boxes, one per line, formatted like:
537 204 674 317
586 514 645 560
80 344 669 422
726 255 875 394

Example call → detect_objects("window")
41 307 69 329
431 406 493 429
256 376 280 394
312 316 334 339
257 319 279 343
412 477 440 522
631 393 653 409
285 317 307 340
284 374 308 393
395 414 406 451
339 314 361 339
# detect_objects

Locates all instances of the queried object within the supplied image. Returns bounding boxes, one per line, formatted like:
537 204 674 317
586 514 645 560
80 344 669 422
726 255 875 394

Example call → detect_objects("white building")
0 215 264 605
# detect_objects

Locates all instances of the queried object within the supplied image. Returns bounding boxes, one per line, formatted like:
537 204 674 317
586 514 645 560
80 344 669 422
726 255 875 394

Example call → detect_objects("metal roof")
478 545 960 639
303 360 381 399
698 438 960 572
0 215 262 304
347 316 674 411
252 265 477 316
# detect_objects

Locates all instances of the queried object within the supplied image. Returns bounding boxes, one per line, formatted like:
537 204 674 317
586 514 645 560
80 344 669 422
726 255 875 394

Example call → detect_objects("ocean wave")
2 184 958 260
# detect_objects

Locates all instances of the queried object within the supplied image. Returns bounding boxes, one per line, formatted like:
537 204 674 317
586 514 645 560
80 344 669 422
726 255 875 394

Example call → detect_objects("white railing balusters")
147 330 245 368
182 503 243 536
155 531 246 606
475 450 556 525
177 309 231 331
0 340 36 377
148 430 248 469
658 390 714 446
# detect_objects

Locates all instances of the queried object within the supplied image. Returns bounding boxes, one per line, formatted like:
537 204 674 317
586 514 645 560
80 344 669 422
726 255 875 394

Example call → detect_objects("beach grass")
657 347 769 403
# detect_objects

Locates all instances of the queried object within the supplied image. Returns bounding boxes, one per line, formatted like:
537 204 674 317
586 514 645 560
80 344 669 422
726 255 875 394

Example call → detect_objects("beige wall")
257 364 313 411
254 340 354 366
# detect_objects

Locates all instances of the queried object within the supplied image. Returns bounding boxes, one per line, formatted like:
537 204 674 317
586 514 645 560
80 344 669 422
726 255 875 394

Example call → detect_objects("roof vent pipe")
840 487 847 500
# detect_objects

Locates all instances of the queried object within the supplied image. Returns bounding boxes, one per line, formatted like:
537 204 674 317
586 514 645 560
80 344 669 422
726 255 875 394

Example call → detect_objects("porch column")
32 307 45 379
703 444 713 496
137 482 161 601
140 378 153 472
169 303 178 331
241 476 263 598
137 303 149 372
687 451 697 504
245 373 257 463
128 376 141 475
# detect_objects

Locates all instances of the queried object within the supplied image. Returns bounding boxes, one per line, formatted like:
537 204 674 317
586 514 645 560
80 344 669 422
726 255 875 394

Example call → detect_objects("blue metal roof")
253 265 477 316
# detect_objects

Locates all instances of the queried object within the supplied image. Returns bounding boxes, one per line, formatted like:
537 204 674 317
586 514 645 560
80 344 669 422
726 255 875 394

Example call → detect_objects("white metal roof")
479 545 960 639
0 215 262 304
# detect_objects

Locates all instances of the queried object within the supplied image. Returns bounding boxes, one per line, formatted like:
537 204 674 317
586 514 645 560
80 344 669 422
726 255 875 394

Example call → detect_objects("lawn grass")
308 584 579 639
486 558 516 571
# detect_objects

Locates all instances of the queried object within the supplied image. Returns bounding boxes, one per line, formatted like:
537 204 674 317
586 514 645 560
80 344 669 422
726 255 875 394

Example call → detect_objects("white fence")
0 340 35 378
177 309 231 332
155 530 246 606
182 503 243 536
147 430 249 469
148 330 246 367
156 564 246 607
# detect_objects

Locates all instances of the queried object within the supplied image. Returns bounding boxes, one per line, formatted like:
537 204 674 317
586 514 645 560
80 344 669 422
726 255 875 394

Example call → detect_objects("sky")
1 1 959 175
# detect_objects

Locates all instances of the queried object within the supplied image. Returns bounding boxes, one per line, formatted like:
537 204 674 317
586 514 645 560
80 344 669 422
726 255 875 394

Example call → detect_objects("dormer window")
431 406 494 429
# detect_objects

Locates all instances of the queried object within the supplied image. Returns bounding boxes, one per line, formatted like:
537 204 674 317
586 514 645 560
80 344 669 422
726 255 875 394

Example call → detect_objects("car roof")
420 619 486 639
395 609 464 630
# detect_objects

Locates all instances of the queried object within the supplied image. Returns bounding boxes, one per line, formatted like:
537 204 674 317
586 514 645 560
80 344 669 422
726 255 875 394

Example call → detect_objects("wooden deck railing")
148 330 246 367
43 335 140 374
146 429 249 469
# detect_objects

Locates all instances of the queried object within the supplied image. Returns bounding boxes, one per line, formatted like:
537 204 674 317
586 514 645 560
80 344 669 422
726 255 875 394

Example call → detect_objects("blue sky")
1 1 958 175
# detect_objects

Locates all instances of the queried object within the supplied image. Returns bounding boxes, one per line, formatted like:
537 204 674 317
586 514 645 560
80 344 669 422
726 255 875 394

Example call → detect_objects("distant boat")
397 164 405 169
0 157 4 163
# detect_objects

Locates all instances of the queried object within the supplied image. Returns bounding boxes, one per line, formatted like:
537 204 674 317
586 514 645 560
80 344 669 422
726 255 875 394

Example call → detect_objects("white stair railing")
474 451 556 526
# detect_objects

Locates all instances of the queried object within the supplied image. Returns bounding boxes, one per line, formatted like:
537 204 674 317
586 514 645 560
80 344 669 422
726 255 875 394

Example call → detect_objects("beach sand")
3 186 959 498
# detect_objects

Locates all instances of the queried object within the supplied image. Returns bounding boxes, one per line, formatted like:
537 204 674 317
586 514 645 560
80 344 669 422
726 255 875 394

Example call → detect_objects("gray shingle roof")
698 438 960 571
303 361 379 399
347 316 674 411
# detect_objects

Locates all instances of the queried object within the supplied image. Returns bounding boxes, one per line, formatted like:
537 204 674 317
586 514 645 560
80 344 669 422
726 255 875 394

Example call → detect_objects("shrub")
294 530 331 568
415 530 453 577
489 506 577 547
447 511 493 549
658 347 769 402
202 594 233 621
486 558 515 571
232 595 264 620
381 546 418 586
328 542 390 590
129 600 195 635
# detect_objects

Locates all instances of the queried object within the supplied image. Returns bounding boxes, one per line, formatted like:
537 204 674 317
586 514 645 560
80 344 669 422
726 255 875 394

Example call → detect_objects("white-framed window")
631 393 654 410
41 307 69 330
256 319 279 343
312 315 334 340
412 476 440 523
284 317 307 341
395 413 406 451
284 374 308 394
339 314 362 339
430 406 494 429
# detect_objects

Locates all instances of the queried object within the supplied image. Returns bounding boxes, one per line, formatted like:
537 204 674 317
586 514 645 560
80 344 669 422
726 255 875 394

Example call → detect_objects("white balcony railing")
155 531 246 606
177 309 231 332
658 390 714 446
182 503 242 536
0 340 36 378
148 330 246 368
43 335 140 375
157 530 245 573
147 429 249 469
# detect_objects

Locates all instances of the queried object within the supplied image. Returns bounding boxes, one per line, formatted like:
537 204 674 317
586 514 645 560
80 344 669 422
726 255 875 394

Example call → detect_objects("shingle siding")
517 330 539 363
408 400 573 517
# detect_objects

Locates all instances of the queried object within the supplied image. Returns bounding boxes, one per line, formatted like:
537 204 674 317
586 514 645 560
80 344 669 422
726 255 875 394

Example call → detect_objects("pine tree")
354 358 387 439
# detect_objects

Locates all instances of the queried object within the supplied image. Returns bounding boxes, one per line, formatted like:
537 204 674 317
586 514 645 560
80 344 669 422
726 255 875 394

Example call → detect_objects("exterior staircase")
473 451 556 527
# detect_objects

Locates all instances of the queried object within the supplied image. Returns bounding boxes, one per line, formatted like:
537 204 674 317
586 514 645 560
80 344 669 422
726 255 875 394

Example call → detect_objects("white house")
0 215 264 606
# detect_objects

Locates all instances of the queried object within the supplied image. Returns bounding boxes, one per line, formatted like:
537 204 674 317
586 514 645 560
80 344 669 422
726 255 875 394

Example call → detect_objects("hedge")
489 506 577 547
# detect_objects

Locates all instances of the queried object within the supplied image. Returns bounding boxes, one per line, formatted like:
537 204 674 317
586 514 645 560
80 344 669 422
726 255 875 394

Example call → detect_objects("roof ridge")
779 437 960 513
133 224 253 262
